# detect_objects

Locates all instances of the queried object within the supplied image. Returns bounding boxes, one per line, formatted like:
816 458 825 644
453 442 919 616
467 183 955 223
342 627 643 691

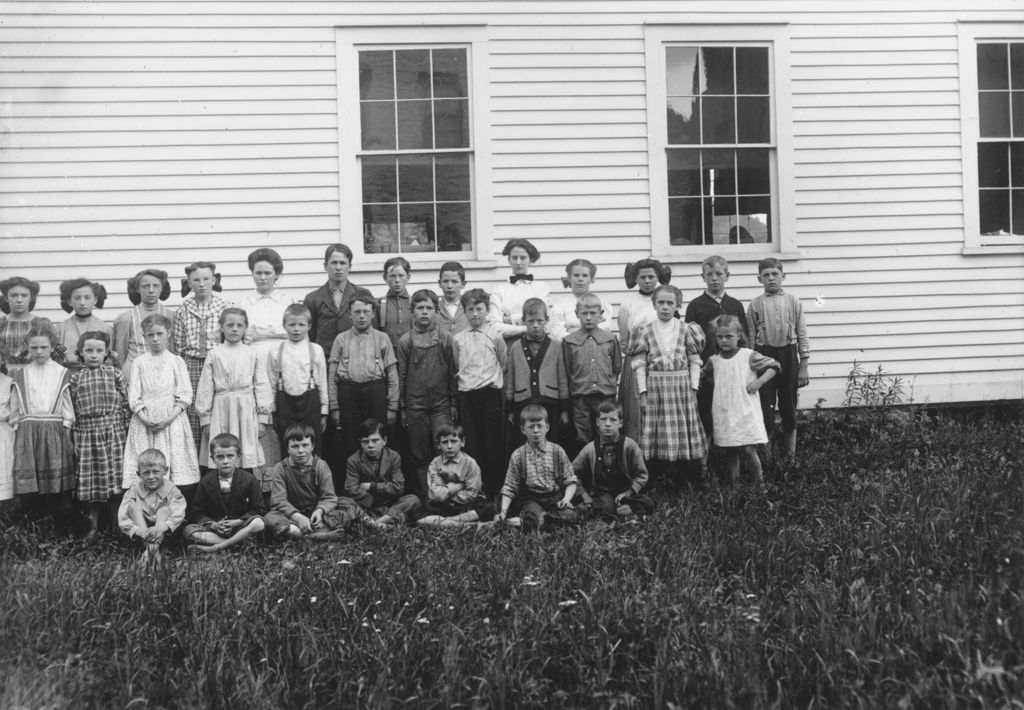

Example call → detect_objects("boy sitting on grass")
495 404 579 533
416 424 495 528
344 418 421 526
118 448 186 566
572 400 653 522
184 433 266 552
267 423 360 541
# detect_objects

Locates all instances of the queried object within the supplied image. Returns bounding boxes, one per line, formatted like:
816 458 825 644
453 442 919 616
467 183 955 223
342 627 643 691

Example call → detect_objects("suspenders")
275 341 317 392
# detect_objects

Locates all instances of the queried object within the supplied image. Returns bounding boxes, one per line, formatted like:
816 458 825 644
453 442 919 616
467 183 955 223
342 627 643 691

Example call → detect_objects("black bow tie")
509 274 534 284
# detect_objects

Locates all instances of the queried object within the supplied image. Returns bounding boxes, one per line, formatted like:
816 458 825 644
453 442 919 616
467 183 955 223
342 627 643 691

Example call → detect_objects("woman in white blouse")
240 248 295 471
488 238 550 341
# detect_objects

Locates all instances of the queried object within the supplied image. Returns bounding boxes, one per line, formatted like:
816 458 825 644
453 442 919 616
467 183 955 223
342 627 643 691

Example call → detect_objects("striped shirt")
747 291 810 358
500 440 577 500
173 295 229 360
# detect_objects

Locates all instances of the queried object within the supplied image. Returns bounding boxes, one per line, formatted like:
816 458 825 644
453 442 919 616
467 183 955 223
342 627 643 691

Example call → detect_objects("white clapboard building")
2 1 1023 408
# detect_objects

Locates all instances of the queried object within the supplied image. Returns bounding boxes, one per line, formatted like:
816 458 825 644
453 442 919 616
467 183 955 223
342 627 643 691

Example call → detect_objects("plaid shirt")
69 364 130 421
173 294 229 359
501 440 576 500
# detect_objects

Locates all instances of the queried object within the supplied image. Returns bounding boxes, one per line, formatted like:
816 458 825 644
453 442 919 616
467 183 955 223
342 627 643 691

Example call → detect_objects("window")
336 27 492 262
976 43 1024 241
644 25 794 258
958 23 1024 253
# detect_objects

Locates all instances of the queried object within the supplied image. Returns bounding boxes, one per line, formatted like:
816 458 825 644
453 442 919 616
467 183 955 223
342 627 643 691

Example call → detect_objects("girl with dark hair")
113 269 175 383
490 238 550 341
0 276 54 374
56 279 112 368
617 259 672 441
69 330 130 537
172 261 228 450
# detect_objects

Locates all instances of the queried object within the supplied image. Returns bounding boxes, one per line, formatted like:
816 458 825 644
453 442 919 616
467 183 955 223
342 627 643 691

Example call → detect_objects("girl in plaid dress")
632 284 707 483
172 262 228 453
69 331 130 537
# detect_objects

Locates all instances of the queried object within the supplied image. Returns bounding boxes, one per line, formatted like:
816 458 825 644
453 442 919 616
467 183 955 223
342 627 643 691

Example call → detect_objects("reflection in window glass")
666 44 772 246
358 47 474 254
977 43 1024 237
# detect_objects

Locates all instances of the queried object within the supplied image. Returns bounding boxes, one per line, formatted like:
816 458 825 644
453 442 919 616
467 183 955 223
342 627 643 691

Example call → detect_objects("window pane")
667 149 701 197
362 155 397 203
360 103 395 150
701 47 734 95
1012 142 1024 186
667 97 700 144
666 46 701 95
737 97 770 143
1013 44 1024 90
436 202 473 251
1013 92 1024 137
397 100 432 149
435 153 470 201
360 50 394 100
1013 189 1024 235
364 204 399 254
979 189 1010 233
702 96 735 143
738 195 772 243
397 153 433 203
434 99 470 149
399 202 436 251
668 197 703 245
433 49 468 98
702 148 734 197
736 47 769 94
978 44 1009 90
736 148 771 195
979 142 1009 187
709 195 737 244
395 49 430 99
979 92 1010 137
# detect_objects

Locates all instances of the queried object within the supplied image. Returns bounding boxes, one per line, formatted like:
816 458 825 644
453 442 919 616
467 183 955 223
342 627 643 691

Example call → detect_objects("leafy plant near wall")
842 360 906 408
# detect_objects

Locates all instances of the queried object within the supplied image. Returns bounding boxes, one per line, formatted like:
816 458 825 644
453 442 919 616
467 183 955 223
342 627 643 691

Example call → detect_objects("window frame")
335 25 494 266
958 21 1024 255
644 23 796 261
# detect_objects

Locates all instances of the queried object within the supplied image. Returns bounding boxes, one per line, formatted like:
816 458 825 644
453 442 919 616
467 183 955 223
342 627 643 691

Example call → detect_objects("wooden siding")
1 1 1023 407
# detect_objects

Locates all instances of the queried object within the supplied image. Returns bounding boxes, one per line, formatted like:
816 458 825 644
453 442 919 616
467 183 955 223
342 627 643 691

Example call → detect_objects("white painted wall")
2 1 1022 407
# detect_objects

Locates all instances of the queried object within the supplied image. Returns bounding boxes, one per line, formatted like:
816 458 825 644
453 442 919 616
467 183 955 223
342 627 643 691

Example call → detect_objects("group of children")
0 242 810 556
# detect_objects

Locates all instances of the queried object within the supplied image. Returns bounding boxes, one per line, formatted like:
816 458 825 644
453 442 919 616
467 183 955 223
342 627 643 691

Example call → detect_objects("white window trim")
957 21 1024 255
335 24 495 266
643 23 797 262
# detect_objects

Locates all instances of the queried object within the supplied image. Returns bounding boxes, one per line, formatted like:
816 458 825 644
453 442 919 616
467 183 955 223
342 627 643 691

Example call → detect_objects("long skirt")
641 369 707 462
13 416 75 495
618 364 644 443
183 354 204 452
75 412 127 502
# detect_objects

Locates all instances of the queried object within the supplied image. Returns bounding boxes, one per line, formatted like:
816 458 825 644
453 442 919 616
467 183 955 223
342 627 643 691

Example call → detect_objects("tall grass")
1 405 1022 708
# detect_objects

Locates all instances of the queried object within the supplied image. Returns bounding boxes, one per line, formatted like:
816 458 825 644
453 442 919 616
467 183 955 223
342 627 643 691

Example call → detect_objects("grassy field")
1 404 1022 709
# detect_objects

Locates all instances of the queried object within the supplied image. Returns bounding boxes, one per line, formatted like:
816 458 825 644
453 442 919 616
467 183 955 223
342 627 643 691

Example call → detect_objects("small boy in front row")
266 423 360 541
747 258 810 458
118 448 186 566
416 424 495 528
561 292 621 450
344 418 421 526
184 433 266 553
495 404 579 533
572 400 653 521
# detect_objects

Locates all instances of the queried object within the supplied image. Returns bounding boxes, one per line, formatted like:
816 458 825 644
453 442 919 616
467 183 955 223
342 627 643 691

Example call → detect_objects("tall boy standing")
375 257 413 349
396 289 457 496
685 255 749 439
561 292 621 450
747 258 810 457
452 288 508 496
328 295 399 468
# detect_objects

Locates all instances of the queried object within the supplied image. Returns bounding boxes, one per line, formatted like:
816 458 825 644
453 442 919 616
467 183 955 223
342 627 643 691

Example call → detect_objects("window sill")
962 245 1024 255
652 249 803 263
